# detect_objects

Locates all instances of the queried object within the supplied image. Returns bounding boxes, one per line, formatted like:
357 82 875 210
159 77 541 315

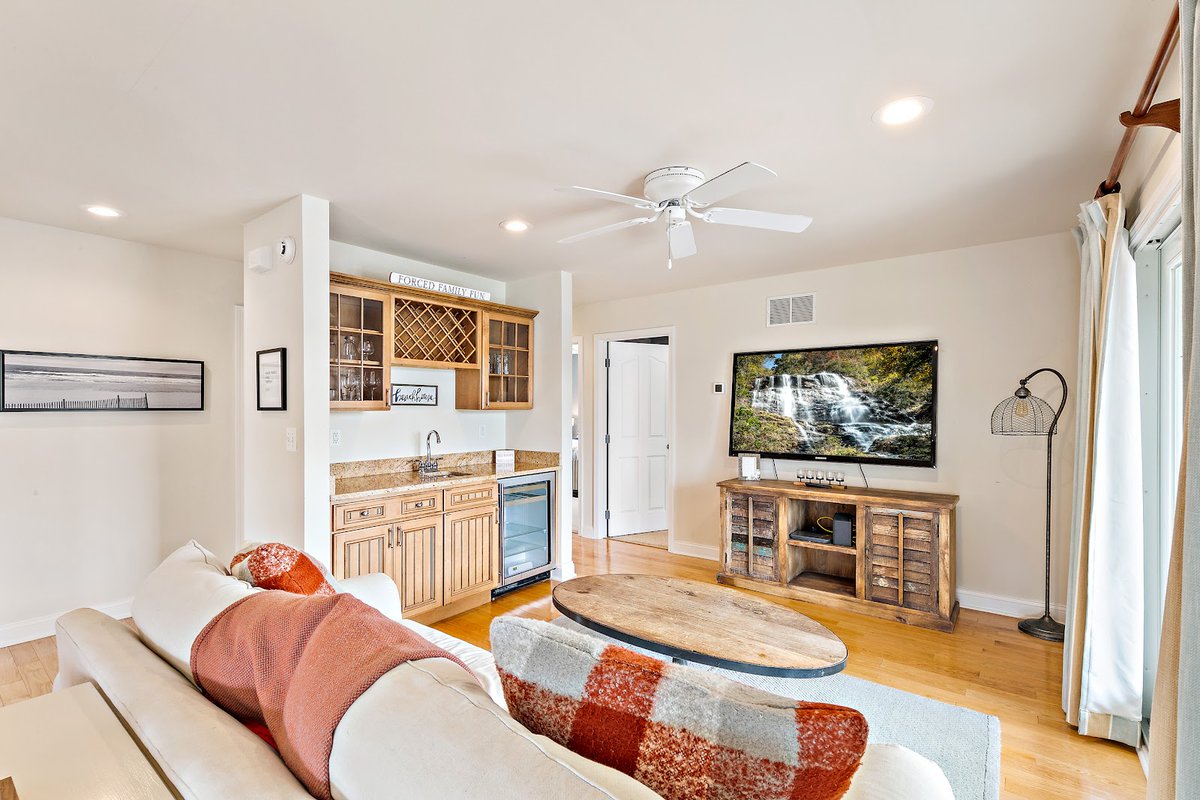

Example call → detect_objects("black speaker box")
832 512 854 547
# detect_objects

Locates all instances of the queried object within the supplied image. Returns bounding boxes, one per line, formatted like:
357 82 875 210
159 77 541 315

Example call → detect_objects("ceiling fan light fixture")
873 96 934 126
500 219 531 233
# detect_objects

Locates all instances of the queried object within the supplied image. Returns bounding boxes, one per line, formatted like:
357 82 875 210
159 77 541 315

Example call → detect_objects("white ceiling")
0 1 1176 303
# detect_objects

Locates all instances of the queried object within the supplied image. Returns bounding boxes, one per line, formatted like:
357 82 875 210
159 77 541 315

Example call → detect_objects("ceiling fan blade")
668 221 697 260
557 215 658 244
702 207 813 233
683 162 777 207
557 186 656 209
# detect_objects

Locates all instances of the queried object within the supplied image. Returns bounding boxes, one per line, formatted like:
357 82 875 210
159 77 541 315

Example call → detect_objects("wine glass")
362 338 375 362
342 335 358 362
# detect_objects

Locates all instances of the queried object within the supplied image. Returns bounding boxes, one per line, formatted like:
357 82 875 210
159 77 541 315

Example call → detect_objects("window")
1137 227 1185 733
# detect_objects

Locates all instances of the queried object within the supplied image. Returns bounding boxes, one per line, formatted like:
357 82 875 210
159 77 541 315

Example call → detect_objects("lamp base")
1018 613 1065 642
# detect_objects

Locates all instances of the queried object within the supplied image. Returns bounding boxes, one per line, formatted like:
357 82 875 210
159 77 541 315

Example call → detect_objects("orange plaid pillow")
230 543 336 596
492 617 867 800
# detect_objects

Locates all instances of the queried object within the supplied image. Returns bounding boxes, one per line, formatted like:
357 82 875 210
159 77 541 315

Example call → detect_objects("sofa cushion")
54 608 313 800
231 542 337 596
330 656 664 799
132 540 260 683
491 616 868 800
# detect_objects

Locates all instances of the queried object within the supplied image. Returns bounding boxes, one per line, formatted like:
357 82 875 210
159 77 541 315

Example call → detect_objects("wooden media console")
716 478 959 631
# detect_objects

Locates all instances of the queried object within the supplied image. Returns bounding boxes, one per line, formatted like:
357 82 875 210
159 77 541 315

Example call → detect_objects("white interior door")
607 341 669 536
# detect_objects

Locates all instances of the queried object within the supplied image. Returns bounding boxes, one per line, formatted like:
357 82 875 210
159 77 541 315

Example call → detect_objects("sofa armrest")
338 573 403 620
844 744 954 800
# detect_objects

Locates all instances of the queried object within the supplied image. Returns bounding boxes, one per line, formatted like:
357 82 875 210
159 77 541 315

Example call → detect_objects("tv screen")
729 340 937 467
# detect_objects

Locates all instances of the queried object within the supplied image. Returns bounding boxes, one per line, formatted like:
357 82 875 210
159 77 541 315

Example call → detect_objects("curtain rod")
1096 5 1181 198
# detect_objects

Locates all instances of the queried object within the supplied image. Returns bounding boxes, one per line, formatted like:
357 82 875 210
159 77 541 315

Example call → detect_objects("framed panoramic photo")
0 350 204 412
256 347 287 411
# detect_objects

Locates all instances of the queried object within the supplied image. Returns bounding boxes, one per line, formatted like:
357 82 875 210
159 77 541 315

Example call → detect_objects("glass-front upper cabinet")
485 312 533 409
457 310 535 410
330 285 391 411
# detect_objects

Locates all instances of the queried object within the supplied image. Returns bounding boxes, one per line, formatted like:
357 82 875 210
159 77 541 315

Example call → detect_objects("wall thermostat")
713 382 725 394
247 245 273 273
277 236 296 264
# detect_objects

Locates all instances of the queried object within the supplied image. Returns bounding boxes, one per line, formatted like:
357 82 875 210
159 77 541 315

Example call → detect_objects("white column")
242 196 331 561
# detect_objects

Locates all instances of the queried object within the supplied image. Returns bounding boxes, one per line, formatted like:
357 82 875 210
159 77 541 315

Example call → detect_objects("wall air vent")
766 293 815 327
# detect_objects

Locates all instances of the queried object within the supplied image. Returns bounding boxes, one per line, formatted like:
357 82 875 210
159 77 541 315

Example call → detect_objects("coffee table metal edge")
550 588 847 679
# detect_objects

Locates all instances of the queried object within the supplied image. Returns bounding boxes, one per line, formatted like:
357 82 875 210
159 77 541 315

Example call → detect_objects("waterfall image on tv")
729 340 937 467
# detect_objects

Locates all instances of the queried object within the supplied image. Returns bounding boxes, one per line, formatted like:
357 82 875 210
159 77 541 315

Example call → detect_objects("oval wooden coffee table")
551 574 847 678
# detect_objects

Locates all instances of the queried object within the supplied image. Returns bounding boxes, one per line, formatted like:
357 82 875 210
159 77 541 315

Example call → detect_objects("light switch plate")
286 427 297 452
330 429 342 447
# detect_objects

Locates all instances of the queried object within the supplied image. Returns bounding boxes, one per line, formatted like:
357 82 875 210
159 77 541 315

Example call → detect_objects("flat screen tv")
729 340 938 467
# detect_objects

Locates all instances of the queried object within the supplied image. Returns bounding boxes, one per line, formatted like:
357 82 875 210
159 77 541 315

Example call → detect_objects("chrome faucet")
419 430 442 475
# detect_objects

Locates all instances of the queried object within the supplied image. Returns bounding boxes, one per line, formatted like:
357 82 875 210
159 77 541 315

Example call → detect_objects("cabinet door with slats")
726 492 779 581
865 507 938 612
332 524 394 581
396 514 444 615
443 505 500 603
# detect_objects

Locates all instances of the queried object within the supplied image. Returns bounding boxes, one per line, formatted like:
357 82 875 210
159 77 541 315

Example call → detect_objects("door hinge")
604 434 611 445
604 509 611 520
604 357 611 368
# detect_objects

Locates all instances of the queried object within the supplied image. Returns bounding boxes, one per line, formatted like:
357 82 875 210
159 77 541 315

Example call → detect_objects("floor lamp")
990 367 1068 642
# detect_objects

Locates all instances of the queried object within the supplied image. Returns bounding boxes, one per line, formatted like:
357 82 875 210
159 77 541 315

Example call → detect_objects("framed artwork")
390 383 438 407
256 348 287 411
0 350 204 412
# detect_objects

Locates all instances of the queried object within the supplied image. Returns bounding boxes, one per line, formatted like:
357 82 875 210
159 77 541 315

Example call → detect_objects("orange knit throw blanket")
191 591 469 800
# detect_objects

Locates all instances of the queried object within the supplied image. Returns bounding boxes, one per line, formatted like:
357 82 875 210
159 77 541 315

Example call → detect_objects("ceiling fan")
556 162 812 268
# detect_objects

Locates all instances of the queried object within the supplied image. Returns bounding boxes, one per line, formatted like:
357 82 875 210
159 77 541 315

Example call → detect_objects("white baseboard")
669 541 720 561
0 597 133 649
957 589 1066 620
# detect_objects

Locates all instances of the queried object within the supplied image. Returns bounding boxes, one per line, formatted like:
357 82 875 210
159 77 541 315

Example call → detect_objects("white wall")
507 271 575 580
0 216 241 644
327 241 508 461
574 233 1080 615
242 196 330 560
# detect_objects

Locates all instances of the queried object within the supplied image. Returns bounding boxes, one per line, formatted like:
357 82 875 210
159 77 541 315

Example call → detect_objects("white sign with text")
389 272 491 302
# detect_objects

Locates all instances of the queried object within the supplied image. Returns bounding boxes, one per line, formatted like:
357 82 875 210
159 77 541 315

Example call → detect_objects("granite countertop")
331 457 558 503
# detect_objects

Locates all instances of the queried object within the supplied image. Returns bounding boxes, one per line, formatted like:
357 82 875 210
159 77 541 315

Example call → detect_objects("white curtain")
1062 193 1144 746
1148 2 1200 796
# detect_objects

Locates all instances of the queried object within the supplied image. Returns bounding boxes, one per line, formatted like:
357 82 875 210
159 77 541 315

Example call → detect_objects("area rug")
552 616 1001 800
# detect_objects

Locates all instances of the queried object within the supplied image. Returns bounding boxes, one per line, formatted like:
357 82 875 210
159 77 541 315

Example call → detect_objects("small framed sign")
390 383 438 407
256 348 286 411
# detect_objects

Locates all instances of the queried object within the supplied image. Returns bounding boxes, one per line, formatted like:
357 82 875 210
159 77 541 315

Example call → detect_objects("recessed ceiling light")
500 219 530 233
84 205 123 218
873 96 934 126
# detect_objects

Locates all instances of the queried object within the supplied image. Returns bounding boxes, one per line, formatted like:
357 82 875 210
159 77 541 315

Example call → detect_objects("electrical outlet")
478 424 487 439
330 429 342 447
285 427 297 452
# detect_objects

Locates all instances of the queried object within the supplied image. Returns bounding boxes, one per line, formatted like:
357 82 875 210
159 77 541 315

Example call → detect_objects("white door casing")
607 341 669 536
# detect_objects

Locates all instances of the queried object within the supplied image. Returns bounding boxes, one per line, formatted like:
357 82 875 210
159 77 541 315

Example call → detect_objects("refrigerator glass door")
501 477 552 582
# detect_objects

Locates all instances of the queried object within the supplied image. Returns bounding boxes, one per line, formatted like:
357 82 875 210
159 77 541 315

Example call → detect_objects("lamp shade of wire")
991 387 1057 436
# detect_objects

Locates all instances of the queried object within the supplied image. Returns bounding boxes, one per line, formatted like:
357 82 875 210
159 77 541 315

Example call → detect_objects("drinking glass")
362 339 375 362
342 336 358 362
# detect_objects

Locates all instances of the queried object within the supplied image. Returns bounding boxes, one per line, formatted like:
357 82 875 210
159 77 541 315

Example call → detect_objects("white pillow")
131 540 259 684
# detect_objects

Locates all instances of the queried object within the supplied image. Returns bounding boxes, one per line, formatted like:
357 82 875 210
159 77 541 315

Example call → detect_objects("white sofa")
53 541 952 799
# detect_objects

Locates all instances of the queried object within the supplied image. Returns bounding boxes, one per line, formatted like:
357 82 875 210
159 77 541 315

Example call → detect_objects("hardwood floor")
0 536 1144 799
609 529 669 549
434 536 1146 800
